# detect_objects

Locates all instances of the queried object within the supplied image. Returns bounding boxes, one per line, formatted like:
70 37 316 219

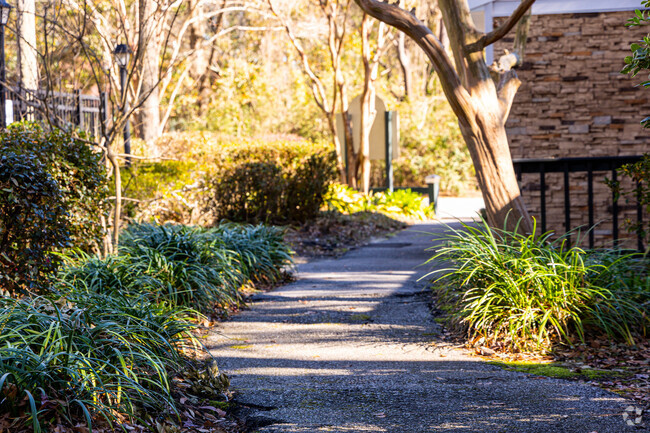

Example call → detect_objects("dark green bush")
204 139 337 224
0 151 68 293
0 124 107 294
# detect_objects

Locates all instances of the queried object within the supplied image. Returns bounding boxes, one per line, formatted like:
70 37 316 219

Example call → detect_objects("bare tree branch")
353 0 470 121
466 0 535 53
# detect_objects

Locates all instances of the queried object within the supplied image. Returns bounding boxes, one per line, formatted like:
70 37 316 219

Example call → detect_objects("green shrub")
0 124 108 294
325 183 434 220
204 138 337 224
120 133 336 225
0 151 68 294
120 159 199 222
609 154 650 244
60 223 293 314
0 292 204 430
429 219 649 351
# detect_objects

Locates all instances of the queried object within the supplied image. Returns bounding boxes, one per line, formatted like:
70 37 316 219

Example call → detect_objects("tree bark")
396 31 412 99
353 0 534 233
17 0 39 94
358 14 385 194
138 0 162 154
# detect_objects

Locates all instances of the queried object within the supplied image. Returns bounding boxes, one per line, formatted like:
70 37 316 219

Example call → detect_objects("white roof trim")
469 0 642 16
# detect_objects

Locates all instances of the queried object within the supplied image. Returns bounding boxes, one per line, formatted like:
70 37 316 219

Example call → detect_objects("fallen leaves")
284 211 406 259
552 337 650 410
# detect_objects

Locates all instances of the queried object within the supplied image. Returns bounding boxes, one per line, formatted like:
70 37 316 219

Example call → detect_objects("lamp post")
114 43 132 166
0 0 12 129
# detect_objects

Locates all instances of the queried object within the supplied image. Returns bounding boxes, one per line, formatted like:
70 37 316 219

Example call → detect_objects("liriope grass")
429 218 649 351
60 223 293 314
0 292 202 431
1 222 293 429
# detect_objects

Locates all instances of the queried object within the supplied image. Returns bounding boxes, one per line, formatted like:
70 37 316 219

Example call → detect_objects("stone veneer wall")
493 11 649 246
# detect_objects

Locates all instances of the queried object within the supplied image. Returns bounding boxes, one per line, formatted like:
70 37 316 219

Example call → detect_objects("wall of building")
493 11 648 246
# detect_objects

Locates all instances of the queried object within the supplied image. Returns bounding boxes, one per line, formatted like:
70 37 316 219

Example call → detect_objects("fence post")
75 89 83 130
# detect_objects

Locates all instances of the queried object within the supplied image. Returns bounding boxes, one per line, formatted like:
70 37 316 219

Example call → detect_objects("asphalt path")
208 221 644 432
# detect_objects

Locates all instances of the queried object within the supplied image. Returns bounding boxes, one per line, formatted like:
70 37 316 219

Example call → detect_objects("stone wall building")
470 0 649 246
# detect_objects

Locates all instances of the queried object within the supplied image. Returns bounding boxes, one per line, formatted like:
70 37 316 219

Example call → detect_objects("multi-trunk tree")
354 0 535 232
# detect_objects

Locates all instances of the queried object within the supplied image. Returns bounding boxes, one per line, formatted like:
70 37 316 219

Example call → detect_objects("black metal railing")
8 87 106 141
513 155 644 250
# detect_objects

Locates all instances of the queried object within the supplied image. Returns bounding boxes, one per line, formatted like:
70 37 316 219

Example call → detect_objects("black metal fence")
8 87 106 141
513 156 644 250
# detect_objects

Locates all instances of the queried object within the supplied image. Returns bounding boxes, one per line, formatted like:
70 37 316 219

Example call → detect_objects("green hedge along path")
209 222 642 432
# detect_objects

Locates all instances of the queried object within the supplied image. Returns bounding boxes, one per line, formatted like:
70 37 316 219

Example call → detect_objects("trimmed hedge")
202 137 337 225
122 133 336 226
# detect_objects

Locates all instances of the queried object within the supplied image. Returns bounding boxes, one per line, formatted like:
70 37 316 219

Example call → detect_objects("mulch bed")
283 211 407 259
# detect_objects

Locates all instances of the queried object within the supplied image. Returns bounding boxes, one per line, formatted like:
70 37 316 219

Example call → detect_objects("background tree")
268 0 353 184
353 0 535 232
16 0 38 93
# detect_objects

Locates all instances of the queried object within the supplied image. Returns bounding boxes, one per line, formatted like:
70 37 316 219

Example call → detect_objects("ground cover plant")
429 219 650 352
0 220 293 431
60 223 293 315
324 183 434 221
0 292 209 432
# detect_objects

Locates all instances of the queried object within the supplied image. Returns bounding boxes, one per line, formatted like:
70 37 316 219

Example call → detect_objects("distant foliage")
122 133 336 226
204 138 337 224
386 101 475 195
0 123 107 294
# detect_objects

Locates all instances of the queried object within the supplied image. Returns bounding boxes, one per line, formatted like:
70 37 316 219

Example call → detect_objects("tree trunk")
460 100 531 233
138 0 162 154
17 0 38 106
353 0 535 232
359 15 377 194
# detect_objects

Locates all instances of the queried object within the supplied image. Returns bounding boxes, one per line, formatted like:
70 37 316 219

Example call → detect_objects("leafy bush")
0 292 205 430
623 1 650 128
120 159 200 223
429 219 649 351
120 133 336 225
204 138 337 224
0 124 107 294
60 223 292 314
325 183 434 220
610 154 650 244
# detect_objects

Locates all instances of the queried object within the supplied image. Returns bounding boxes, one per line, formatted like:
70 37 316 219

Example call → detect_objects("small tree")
353 0 535 232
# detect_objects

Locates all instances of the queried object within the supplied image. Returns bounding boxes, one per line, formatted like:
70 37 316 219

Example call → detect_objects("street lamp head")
0 0 12 26
113 43 131 68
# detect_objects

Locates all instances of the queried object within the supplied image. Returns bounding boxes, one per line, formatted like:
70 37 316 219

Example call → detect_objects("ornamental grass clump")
0 292 203 431
59 223 293 314
429 219 648 351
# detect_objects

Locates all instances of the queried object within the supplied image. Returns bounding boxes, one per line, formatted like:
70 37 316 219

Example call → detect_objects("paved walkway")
208 222 642 432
